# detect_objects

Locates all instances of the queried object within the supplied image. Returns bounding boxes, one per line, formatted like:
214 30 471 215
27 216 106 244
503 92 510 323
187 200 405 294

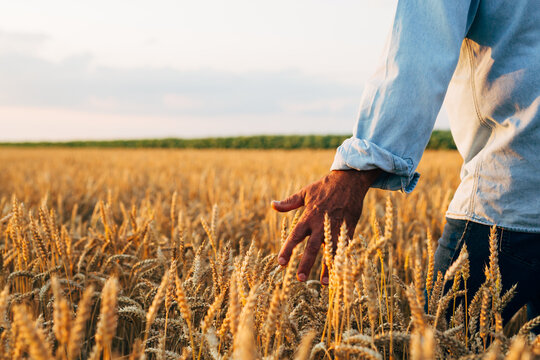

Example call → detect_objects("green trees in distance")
1 130 456 150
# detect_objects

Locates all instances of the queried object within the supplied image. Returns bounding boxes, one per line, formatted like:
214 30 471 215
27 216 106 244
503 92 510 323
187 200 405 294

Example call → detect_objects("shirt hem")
445 211 540 233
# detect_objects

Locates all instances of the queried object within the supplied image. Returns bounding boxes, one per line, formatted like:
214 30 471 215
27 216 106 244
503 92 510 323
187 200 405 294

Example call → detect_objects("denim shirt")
331 0 540 232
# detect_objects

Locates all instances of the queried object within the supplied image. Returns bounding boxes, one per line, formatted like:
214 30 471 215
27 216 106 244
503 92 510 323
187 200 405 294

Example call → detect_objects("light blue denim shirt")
331 0 540 232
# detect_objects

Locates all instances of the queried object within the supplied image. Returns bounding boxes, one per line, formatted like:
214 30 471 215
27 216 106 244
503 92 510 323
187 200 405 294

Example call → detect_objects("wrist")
331 168 382 188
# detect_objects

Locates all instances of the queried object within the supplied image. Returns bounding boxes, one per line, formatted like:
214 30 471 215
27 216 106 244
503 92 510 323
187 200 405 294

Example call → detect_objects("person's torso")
445 0 540 231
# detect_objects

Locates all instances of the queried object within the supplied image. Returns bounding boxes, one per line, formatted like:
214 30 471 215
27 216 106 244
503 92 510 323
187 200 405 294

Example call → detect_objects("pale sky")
0 0 449 141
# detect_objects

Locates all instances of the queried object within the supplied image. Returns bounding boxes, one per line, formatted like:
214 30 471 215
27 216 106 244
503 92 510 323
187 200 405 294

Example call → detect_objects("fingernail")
278 257 287 266
322 276 329 285
298 273 307 282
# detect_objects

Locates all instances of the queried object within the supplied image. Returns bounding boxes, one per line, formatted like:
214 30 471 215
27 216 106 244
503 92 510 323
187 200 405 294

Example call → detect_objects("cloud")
0 29 363 121
0 28 448 141
0 106 355 141
0 29 49 55
280 97 359 115
162 94 204 111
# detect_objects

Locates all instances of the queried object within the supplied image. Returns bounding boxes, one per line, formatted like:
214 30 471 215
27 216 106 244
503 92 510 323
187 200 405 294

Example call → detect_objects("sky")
0 0 449 141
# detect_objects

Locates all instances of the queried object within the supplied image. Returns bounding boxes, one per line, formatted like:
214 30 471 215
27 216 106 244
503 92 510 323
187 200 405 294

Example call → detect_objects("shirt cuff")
330 137 420 193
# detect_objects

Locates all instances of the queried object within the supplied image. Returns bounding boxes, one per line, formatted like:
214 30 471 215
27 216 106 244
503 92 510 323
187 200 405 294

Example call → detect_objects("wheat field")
0 148 538 359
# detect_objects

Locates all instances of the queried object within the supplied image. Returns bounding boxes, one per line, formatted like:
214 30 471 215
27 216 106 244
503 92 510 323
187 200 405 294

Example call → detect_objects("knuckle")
293 221 308 233
289 228 302 241
306 239 320 252
287 229 305 244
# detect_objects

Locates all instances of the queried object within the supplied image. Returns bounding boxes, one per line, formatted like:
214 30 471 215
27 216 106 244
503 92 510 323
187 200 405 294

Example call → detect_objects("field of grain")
0 148 537 359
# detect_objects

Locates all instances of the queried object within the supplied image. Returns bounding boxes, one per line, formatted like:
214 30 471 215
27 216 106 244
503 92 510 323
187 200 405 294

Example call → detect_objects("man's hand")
271 169 381 285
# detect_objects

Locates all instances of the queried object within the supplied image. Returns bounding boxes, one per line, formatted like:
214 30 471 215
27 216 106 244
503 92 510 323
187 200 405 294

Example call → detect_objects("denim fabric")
331 0 540 231
433 218 540 334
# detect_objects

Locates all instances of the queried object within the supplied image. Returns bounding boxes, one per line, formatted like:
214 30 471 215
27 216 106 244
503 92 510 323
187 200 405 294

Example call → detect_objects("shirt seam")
465 38 493 130
467 159 481 216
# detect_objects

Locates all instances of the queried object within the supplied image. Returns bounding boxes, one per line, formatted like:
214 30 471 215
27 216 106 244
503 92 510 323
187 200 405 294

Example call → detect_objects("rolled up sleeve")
332 0 478 193
331 137 419 192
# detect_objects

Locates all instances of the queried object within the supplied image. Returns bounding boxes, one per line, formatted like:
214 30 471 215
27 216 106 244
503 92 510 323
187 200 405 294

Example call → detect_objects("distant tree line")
1 131 456 150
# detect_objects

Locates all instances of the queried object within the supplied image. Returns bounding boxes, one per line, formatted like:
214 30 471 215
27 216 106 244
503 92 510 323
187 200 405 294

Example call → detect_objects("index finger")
278 220 310 266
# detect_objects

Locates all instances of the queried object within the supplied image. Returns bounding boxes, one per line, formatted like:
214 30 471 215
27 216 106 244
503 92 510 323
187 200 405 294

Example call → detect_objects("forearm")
333 0 479 192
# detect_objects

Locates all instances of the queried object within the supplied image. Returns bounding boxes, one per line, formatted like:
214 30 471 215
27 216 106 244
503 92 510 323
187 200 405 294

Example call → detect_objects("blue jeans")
433 218 540 334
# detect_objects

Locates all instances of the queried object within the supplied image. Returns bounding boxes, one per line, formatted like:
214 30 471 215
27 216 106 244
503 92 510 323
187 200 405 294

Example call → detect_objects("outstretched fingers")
272 190 305 212
297 230 324 282
278 220 310 266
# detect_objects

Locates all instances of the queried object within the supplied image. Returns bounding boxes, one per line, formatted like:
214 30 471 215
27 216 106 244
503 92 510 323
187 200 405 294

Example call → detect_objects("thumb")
271 191 305 212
